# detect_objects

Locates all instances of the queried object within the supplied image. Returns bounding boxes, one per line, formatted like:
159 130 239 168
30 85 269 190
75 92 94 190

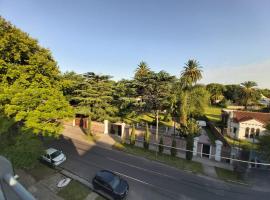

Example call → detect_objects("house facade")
222 109 270 142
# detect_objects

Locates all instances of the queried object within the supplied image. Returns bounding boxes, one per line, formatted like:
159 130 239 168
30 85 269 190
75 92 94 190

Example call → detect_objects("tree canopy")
0 17 73 136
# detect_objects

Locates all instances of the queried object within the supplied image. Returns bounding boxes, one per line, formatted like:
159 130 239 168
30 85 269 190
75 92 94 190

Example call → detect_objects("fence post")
215 140 223 161
121 123 125 138
193 137 199 156
104 120 109 134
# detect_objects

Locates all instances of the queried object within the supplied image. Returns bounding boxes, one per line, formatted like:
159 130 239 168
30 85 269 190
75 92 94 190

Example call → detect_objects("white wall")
238 119 267 140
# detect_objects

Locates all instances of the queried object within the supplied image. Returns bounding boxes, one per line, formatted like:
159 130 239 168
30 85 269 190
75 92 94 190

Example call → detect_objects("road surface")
50 137 269 200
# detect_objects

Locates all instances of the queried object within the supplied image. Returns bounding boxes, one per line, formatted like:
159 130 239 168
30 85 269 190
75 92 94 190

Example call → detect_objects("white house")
222 109 270 142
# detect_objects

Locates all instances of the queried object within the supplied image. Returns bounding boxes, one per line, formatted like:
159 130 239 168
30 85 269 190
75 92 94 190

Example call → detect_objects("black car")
92 170 129 200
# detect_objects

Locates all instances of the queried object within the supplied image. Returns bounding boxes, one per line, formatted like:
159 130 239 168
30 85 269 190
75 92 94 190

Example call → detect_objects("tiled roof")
233 111 270 124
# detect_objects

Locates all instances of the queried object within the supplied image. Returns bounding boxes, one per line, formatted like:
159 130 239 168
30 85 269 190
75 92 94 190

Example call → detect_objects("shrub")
158 137 164 154
143 123 150 149
170 138 177 157
130 124 136 146
186 135 194 160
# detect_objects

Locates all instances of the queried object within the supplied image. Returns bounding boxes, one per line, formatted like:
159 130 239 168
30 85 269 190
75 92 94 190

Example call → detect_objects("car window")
50 150 61 159
109 176 120 190
45 154 50 159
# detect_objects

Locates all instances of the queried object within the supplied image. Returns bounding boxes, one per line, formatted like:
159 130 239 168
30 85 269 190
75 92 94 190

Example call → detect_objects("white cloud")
202 60 270 88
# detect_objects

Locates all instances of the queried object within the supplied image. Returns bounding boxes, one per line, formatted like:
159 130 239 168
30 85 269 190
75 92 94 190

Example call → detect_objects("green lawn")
57 180 91 200
27 162 57 181
215 167 244 183
113 142 203 174
124 113 174 127
224 135 258 150
205 106 222 122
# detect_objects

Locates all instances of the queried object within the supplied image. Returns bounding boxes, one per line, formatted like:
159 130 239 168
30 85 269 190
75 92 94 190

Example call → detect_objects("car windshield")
50 150 61 159
109 176 120 190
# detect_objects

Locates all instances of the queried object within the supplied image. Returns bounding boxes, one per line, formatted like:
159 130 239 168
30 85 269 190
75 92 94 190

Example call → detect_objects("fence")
126 138 270 168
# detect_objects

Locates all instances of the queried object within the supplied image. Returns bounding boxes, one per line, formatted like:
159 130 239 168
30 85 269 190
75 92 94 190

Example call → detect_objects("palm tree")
179 59 203 126
180 59 202 88
240 81 258 109
134 61 150 79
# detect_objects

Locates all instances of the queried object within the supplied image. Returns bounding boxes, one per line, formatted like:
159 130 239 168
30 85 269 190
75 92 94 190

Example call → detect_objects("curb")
59 168 93 189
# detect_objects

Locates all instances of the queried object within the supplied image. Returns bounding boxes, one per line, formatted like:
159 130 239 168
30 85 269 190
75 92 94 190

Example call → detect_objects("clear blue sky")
1 0 270 87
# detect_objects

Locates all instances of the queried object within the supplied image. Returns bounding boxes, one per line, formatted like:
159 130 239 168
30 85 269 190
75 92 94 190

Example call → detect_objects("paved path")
50 136 269 200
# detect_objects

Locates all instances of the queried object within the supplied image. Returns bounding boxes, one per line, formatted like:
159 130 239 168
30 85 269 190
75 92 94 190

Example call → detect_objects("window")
233 127 237 134
245 127 249 138
250 128 255 138
256 129 260 137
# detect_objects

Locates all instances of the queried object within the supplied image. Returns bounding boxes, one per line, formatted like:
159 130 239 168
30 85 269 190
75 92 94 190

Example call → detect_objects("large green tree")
206 83 225 105
240 81 259 109
0 17 73 136
71 72 119 122
136 70 174 141
179 59 203 126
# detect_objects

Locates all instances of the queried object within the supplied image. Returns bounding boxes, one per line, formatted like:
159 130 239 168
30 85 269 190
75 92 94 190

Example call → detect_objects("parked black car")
92 170 129 200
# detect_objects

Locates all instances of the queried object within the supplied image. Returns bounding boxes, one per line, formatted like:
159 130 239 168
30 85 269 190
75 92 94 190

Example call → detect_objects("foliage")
130 124 136 146
224 84 242 104
72 72 119 122
206 83 225 105
170 138 177 157
1 133 43 169
257 124 270 161
158 137 164 154
180 59 202 88
0 17 73 136
134 61 151 80
260 88 270 98
240 81 259 109
143 123 150 149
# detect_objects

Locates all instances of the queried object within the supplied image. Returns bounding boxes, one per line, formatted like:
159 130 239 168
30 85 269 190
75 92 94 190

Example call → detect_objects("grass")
95 196 106 200
124 112 174 127
224 135 258 150
113 142 203 174
215 167 244 183
205 106 222 122
27 162 57 181
57 180 91 200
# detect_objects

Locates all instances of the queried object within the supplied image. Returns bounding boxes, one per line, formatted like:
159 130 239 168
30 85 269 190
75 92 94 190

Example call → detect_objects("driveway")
49 136 270 200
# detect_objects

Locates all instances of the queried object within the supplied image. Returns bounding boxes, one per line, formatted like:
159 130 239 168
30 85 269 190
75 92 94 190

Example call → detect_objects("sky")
1 0 270 88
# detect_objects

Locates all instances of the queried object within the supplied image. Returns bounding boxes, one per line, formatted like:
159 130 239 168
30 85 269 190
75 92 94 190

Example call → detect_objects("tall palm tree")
179 59 203 126
180 59 203 88
240 81 258 109
134 61 150 79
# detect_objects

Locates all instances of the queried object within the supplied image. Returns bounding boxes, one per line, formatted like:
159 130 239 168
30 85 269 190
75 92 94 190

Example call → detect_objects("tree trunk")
156 110 159 142
179 92 187 126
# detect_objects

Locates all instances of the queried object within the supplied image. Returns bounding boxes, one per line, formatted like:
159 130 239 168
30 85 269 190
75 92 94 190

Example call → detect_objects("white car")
41 148 66 166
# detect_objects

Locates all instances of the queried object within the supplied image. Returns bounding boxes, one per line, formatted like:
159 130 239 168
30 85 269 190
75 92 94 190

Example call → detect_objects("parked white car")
41 148 66 166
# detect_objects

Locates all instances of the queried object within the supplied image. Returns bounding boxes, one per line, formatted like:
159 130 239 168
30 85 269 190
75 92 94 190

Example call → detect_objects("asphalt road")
50 137 269 200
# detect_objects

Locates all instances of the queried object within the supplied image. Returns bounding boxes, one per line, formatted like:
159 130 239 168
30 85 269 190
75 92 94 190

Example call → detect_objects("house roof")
232 111 270 124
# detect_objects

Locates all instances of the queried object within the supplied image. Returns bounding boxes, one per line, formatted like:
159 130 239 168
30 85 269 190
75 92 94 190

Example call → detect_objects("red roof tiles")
233 111 270 124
